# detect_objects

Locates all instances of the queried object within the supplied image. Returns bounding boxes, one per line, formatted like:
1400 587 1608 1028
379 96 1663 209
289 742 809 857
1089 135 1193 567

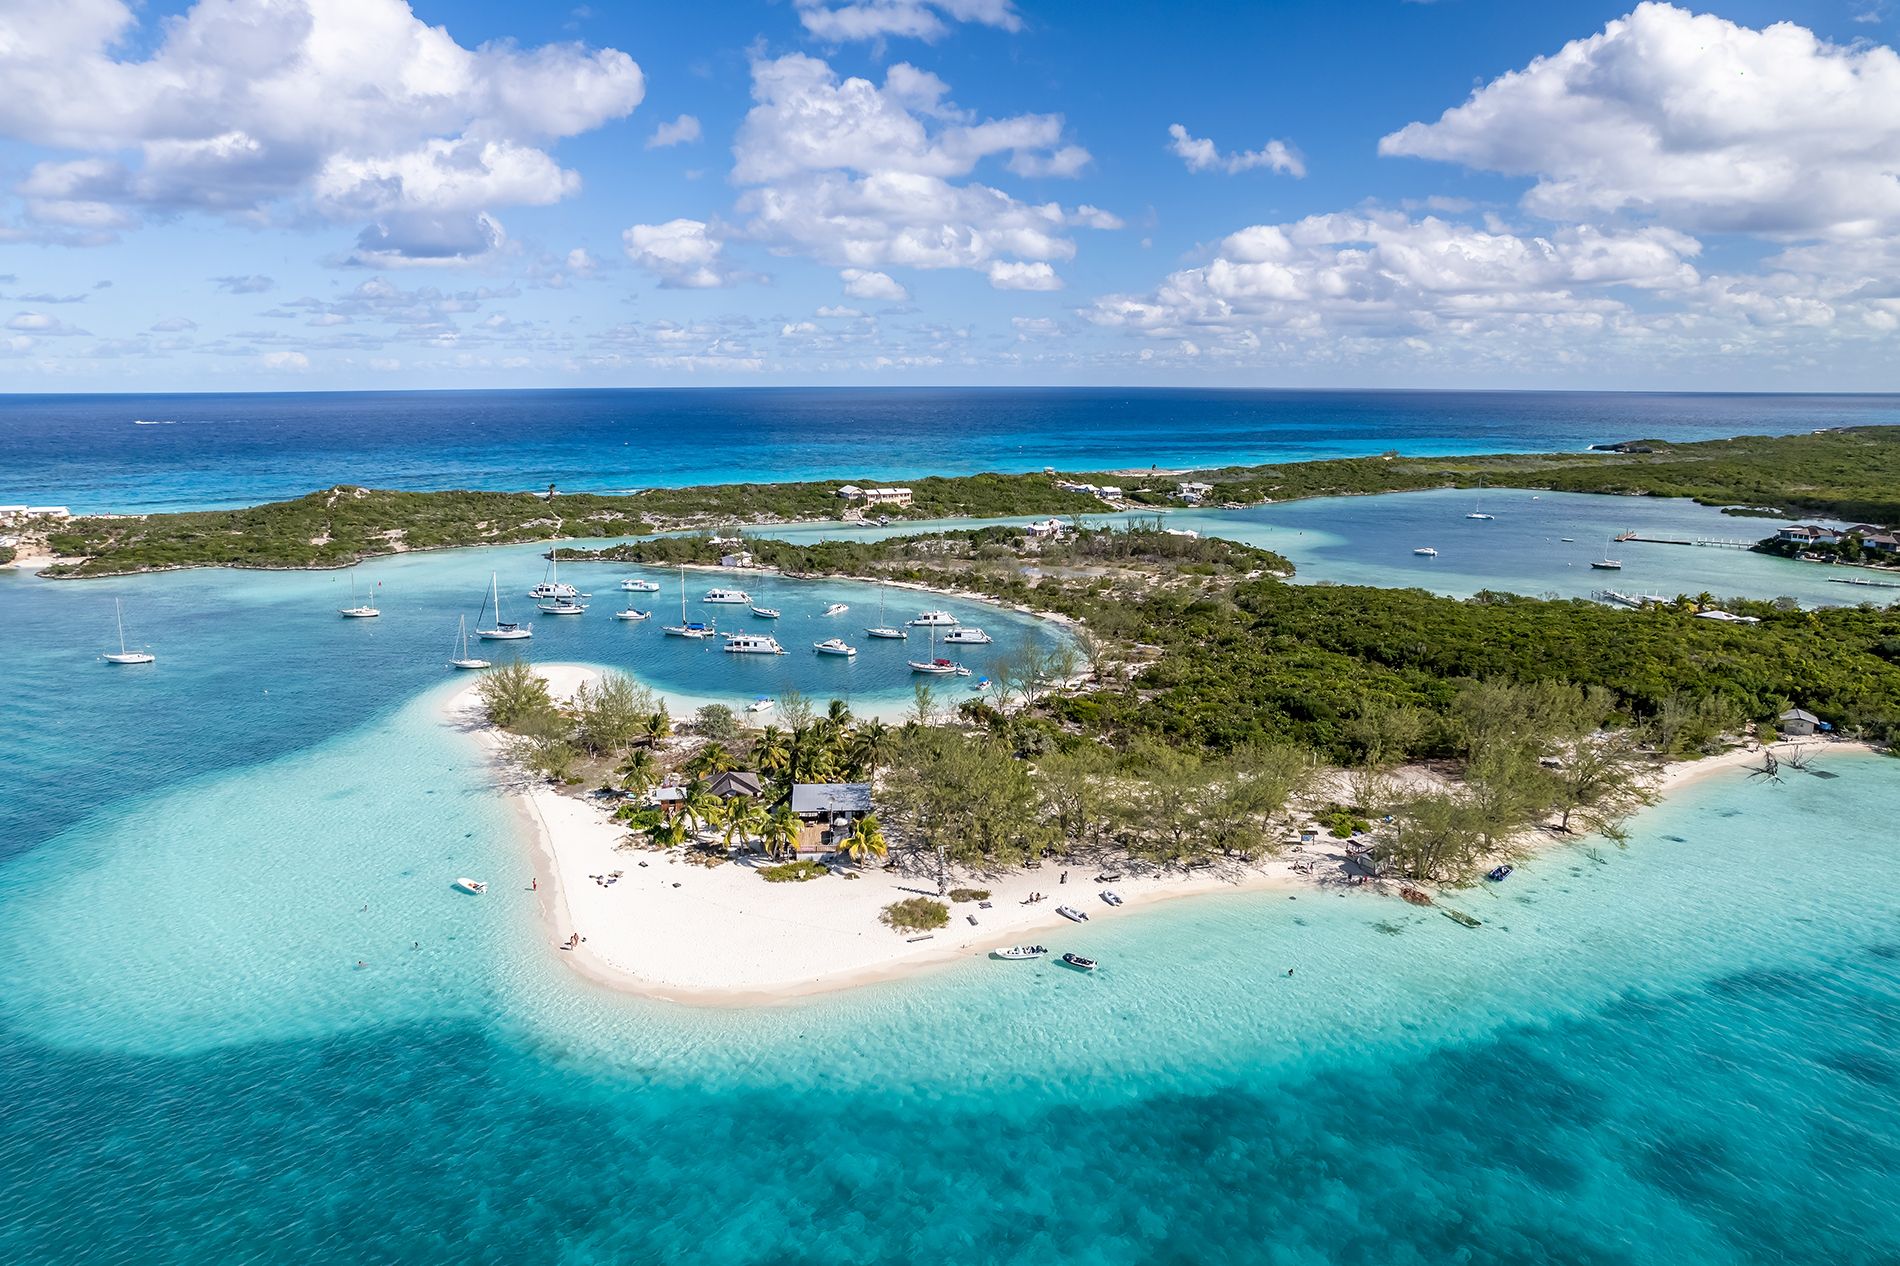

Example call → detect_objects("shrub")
759 861 829 883
947 888 991 903
880 897 950 931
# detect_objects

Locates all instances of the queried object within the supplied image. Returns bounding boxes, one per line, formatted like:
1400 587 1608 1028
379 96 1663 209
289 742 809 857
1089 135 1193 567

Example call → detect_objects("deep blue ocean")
4 387 1899 512
2 389 1898 1264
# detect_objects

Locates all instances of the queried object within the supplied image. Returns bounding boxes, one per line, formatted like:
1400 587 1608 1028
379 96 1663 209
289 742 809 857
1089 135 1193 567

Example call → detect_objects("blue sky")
1 0 1897 391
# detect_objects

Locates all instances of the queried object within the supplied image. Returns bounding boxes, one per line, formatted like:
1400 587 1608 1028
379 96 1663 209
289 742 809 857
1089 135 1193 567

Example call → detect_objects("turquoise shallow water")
3 542 1898 1262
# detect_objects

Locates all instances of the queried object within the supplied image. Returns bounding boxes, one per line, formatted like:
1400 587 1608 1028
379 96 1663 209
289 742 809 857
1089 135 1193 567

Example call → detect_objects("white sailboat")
476 572 533 641
908 626 962 675
533 555 586 613
448 616 491 670
663 566 715 638
102 599 155 665
338 574 380 618
865 583 907 639
1464 478 1495 521
1590 536 1624 570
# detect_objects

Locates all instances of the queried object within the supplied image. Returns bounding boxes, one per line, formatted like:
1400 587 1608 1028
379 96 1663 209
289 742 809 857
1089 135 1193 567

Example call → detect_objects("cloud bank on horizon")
0 0 1896 390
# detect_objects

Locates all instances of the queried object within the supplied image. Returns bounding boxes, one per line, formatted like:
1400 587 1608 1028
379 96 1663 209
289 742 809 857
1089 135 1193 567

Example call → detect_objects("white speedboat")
723 633 785 655
537 596 587 615
621 577 661 592
992 945 1047 960
454 877 488 894
1413 547 1438 557
703 588 751 604
907 610 958 627
814 637 857 657
1057 906 1089 923
448 616 491 671
942 627 991 644
746 697 775 714
475 572 533 640
1061 952 1098 971
824 602 848 616
750 605 781 619
102 599 156 665
615 607 650 622
338 574 380 618
1101 890 1123 906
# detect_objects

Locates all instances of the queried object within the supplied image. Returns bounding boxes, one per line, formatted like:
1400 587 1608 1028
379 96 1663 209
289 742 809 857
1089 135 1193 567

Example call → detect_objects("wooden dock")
1612 531 1755 550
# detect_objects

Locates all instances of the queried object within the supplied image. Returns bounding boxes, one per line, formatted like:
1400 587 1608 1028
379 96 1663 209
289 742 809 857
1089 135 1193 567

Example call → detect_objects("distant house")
1866 533 1900 553
788 782 873 856
836 485 864 500
1694 609 1761 625
705 770 763 800
1023 517 1064 539
720 551 754 568
1778 707 1821 737
862 487 912 507
1176 481 1214 502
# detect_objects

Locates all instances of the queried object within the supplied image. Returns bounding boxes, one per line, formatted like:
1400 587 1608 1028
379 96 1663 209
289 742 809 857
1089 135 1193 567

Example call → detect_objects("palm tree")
615 748 658 797
640 709 673 748
677 779 720 838
788 725 835 785
754 726 791 780
760 805 802 859
824 698 853 734
721 798 768 852
838 812 889 865
846 719 893 780
686 741 736 779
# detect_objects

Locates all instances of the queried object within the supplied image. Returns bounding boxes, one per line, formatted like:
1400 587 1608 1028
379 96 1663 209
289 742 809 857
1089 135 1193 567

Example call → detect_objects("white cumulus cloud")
0 0 645 256
646 114 702 149
622 219 742 288
792 0 1020 43
840 268 910 301
1379 3 1900 239
1166 124 1305 177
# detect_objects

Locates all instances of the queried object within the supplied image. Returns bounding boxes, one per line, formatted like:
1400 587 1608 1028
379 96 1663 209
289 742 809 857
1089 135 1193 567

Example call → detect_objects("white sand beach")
449 664 1876 1005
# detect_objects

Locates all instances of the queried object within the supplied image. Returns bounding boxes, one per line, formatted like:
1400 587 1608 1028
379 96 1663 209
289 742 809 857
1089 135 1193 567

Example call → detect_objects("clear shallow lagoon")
6 387 1899 512
2 537 1898 1262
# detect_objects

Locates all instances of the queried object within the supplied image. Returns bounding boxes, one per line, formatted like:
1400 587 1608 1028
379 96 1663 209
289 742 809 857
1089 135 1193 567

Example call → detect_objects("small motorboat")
1061 953 1098 971
750 605 781 619
724 633 785 655
823 602 849 616
615 608 650 621
1100 890 1123 906
621 578 662 592
1487 864 1514 882
537 597 587 615
993 945 1047 960
703 588 751 604
907 610 959 627
813 637 857 657
943 627 991 644
454 877 488 895
1057 905 1089 923
971 676 990 692
746 697 775 714
1413 547 1438 557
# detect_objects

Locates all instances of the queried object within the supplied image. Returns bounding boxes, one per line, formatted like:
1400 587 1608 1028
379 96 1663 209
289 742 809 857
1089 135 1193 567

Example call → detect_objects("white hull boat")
621 578 661 592
724 633 785 655
616 608 650 621
866 627 907 639
703 588 751 604
1057 906 1089 923
102 599 155 665
823 603 848 616
454 877 488 895
942 628 991 644
475 572 533 641
814 638 857 657
746 697 775 714
907 610 958 627
1413 547 1438 557
338 574 379 618
448 616 491 670
992 945 1047 960
537 598 587 615
750 606 781 619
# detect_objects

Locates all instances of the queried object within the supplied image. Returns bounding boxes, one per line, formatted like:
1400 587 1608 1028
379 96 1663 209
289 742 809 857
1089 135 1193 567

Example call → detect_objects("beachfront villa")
1778 707 1823 737
1176 481 1214 503
0 505 70 525
836 485 913 507
788 782 874 856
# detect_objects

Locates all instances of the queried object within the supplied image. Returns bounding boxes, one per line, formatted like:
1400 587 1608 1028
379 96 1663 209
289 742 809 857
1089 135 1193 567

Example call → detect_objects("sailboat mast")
116 600 128 655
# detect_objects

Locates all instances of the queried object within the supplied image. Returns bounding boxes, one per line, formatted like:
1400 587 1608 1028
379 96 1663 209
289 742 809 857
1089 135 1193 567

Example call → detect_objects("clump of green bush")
759 861 829 883
947 888 991 903
880 898 949 931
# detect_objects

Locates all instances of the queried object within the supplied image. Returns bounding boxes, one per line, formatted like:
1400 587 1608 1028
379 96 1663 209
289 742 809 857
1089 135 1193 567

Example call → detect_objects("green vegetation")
880 897 950 932
0 545 15 566
759 861 829 883
39 426 1900 577
947 888 991 903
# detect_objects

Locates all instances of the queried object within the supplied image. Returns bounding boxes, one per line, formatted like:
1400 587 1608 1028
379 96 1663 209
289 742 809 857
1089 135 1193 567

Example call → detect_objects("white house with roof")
1176 481 1214 503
